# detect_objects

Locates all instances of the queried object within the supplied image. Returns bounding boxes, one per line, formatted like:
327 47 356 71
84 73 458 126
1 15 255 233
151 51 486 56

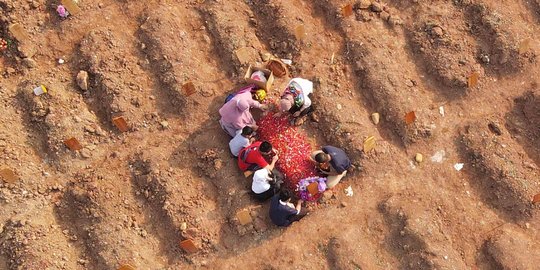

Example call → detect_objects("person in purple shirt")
310 145 351 188
219 89 268 137
269 189 306 227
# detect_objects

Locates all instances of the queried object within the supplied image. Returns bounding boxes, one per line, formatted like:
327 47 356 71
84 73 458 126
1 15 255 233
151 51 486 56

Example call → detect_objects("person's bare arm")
295 200 303 213
265 154 279 171
310 150 324 162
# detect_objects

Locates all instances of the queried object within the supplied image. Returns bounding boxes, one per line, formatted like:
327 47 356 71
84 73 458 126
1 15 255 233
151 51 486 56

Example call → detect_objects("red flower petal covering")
257 113 318 194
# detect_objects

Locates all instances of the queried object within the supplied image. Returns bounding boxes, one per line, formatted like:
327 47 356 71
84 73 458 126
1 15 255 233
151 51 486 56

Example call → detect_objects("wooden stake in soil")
64 137 83 151
61 0 81 15
342 4 353 17
404 111 416 124
307 182 319 196
236 209 253 225
182 81 196 96
0 168 18 184
179 239 198 254
532 193 540 204
467 72 479 88
112 116 129 132
363 136 376 153
117 265 136 270
8 24 29 42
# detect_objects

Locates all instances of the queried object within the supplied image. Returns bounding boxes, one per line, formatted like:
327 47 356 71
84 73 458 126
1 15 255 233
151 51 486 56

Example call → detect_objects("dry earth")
1 0 539 269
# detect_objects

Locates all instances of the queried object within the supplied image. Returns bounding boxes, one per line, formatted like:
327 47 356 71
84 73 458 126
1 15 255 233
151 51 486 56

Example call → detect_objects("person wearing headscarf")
219 90 268 137
276 78 314 125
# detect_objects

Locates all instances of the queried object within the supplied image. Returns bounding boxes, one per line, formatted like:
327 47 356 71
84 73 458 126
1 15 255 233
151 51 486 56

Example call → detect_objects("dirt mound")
482 226 540 269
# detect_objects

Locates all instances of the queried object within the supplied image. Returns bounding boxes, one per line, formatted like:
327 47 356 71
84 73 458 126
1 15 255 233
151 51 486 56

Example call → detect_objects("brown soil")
1 0 539 269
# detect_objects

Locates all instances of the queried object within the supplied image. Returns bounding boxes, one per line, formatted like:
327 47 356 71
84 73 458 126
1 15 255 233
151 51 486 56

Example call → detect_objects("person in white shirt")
229 126 255 157
276 78 314 126
251 168 281 202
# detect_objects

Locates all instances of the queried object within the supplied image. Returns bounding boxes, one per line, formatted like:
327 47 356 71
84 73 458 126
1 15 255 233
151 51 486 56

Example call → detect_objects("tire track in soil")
459 121 540 222
199 0 268 76
457 1 534 75
378 196 468 269
1 202 82 270
309 0 440 147
79 28 158 131
386 0 484 97
246 0 376 162
56 170 167 269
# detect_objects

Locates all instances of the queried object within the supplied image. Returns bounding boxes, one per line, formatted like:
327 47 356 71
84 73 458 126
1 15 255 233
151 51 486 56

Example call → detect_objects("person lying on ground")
219 86 269 137
310 145 351 188
229 126 256 157
269 189 306 227
238 141 279 172
251 168 283 202
275 78 314 126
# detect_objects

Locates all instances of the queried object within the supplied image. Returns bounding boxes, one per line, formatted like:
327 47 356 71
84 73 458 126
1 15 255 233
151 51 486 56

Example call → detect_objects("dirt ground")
1 0 539 269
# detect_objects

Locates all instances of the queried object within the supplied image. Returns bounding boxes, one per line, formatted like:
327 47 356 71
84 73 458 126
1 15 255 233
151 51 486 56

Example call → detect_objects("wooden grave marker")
182 81 196 96
179 239 198 254
295 25 306 40
404 111 416 124
363 136 376 153
0 168 18 184
117 265 136 270
467 72 479 88
8 23 29 42
307 182 319 196
112 116 129 132
532 193 540 204
236 209 253 225
342 4 354 17
61 0 82 15
64 137 83 151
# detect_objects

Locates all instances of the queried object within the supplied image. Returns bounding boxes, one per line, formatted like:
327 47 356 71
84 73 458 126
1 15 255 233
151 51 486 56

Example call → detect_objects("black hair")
241 126 255 136
315 152 329 163
279 189 292 202
260 141 272 153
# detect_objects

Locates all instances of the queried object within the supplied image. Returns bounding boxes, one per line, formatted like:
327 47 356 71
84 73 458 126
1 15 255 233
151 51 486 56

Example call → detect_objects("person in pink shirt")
219 90 268 137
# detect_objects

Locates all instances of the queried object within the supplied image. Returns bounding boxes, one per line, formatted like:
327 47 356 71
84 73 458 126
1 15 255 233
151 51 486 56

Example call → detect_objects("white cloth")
252 168 272 194
229 130 250 157
289 78 313 112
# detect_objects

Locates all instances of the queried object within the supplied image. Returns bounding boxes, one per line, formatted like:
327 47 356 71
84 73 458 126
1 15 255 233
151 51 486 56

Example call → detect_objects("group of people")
219 77 351 227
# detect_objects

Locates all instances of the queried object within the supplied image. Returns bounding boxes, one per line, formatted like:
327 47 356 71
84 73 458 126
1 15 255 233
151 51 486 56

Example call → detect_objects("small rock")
388 15 403 25
370 2 383 12
340 202 348 207
431 26 444 37
380 11 390 21
77 71 89 91
180 222 187 231
488 121 502 136
160 121 169 129
22 58 37 68
359 0 371 9
98 2 104 8
415 153 423 163
371 112 380 125
337 103 342 110
80 149 92 159
480 54 490 64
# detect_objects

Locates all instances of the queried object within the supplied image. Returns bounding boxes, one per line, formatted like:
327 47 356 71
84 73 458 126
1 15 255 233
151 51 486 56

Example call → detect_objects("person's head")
279 95 293 112
315 152 331 163
259 141 273 155
279 189 293 202
241 126 255 137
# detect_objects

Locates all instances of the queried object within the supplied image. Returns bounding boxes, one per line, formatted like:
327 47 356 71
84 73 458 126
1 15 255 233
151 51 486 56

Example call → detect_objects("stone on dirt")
77 71 89 91
370 2 383 12
359 0 371 9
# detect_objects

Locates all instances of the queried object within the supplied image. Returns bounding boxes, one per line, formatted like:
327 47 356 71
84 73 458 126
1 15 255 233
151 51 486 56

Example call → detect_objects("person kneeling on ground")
269 189 306 227
275 78 314 126
310 145 351 188
238 141 279 172
219 86 269 137
229 126 256 157
251 168 283 202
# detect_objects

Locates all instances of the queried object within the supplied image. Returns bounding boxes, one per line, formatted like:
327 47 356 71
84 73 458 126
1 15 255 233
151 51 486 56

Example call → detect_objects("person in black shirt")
310 145 351 188
269 189 306 227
